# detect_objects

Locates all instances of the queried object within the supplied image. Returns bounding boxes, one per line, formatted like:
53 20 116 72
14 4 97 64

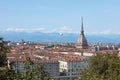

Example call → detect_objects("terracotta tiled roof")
100 50 119 53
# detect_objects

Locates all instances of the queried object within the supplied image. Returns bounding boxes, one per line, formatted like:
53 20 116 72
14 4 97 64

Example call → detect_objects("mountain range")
0 32 120 43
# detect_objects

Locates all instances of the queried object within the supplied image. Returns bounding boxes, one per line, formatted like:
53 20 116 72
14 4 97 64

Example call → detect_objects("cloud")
86 30 120 35
4 27 45 33
1 27 120 35
57 26 73 33
2 26 75 33
45 26 75 33
99 31 111 35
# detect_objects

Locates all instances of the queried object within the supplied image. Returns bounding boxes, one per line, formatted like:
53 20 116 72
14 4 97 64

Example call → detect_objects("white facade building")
59 60 88 76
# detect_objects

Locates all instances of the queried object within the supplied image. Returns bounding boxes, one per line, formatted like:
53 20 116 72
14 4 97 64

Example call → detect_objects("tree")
16 57 50 80
0 37 15 80
0 37 10 67
80 52 120 80
31 58 50 80
0 67 17 80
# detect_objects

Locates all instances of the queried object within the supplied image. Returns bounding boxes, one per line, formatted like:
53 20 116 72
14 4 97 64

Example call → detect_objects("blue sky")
0 0 120 35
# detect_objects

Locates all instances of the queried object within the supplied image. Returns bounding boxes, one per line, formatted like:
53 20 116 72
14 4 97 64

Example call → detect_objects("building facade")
43 60 60 77
59 60 88 76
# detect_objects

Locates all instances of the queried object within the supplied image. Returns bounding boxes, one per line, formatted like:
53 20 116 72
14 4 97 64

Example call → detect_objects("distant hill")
0 32 120 43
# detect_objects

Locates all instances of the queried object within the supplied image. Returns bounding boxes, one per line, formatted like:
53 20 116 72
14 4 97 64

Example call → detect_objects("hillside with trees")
80 52 120 80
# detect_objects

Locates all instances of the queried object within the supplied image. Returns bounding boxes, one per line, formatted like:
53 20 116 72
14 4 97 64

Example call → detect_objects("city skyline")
0 0 120 35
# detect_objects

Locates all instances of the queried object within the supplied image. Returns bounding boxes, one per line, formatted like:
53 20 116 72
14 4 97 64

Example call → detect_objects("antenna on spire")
81 17 84 35
81 17 83 31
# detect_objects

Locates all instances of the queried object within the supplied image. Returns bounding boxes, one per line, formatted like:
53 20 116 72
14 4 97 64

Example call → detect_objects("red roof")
100 50 119 53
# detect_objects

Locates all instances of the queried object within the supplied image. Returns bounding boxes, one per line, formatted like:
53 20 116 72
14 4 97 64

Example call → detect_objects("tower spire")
81 17 84 35
76 17 88 49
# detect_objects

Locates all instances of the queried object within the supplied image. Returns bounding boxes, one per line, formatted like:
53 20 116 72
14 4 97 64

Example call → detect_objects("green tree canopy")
0 37 10 67
0 37 13 80
15 57 50 80
80 52 120 80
